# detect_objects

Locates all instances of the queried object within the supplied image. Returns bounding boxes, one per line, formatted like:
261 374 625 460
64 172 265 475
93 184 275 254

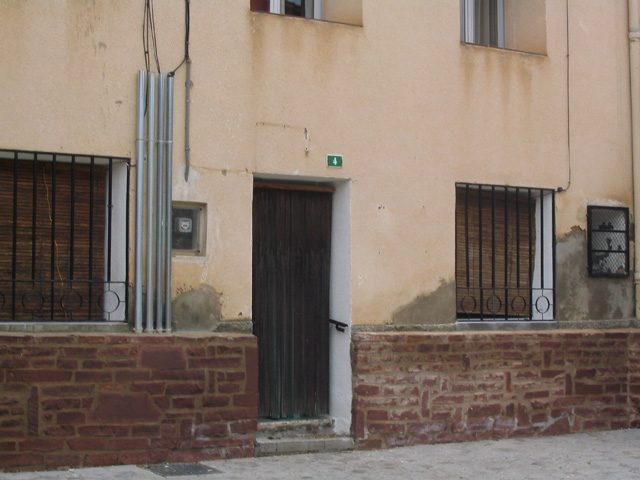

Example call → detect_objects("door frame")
252 174 352 434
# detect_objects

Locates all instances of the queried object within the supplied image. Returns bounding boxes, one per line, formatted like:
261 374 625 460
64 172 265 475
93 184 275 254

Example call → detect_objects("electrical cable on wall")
169 0 190 76
166 0 192 181
143 0 162 73
558 0 572 193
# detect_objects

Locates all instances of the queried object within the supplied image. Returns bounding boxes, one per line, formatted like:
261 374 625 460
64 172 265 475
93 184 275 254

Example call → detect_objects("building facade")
1 0 640 471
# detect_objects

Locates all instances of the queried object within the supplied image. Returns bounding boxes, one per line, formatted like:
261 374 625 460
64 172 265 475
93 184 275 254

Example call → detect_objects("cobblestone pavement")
1 429 639 480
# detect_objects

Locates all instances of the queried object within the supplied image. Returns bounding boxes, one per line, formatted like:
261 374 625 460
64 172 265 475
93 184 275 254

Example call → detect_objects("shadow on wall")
172 284 222 331
556 228 634 323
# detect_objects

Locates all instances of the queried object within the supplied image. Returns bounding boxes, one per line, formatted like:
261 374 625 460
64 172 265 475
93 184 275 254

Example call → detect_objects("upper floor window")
461 0 505 48
461 0 547 55
251 0 362 26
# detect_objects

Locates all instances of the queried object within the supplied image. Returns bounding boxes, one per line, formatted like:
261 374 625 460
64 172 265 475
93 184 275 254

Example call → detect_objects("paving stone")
0 430 639 480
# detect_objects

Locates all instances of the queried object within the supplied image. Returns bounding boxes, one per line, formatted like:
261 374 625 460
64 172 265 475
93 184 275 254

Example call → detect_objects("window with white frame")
461 0 505 48
251 0 362 26
460 0 547 54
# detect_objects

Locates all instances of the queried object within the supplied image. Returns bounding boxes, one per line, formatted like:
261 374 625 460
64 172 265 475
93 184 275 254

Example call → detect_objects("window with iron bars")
0 150 129 323
455 183 555 321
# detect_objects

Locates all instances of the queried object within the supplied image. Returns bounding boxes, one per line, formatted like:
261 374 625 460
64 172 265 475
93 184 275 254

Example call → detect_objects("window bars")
455 183 555 321
0 149 129 322
587 206 630 277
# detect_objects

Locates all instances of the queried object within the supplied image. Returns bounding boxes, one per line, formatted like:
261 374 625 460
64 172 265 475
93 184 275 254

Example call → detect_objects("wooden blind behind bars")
455 187 535 318
0 161 106 321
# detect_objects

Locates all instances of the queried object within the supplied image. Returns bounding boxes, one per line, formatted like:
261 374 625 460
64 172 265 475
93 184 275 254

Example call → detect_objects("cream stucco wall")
0 0 634 328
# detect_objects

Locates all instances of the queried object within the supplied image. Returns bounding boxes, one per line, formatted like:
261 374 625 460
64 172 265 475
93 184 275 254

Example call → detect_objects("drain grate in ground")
142 463 222 477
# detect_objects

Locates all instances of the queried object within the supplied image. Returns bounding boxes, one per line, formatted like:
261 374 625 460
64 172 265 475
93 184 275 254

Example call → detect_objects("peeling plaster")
171 284 222 332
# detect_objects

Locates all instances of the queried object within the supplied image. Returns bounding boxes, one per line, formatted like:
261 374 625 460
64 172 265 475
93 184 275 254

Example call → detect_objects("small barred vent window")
587 206 629 277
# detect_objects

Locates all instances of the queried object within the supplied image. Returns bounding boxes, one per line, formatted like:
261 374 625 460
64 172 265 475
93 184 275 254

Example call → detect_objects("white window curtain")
270 0 319 19
461 0 505 48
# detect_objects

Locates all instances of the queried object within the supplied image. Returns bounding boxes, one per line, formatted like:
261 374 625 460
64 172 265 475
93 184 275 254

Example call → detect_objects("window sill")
251 11 362 27
456 320 558 331
460 41 546 58
0 322 130 333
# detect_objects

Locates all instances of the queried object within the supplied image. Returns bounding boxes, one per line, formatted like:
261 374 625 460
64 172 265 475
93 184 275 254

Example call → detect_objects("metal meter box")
172 203 206 255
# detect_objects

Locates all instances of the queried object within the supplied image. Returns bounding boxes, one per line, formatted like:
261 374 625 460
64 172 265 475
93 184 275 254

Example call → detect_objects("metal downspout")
156 74 167 331
165 76 174 332
134 71 146 332
630 0 640 320
184 58 192 181
145 73 157 331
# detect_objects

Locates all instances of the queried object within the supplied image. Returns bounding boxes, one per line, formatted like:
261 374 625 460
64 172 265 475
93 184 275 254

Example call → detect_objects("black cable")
143 0 150 72
143 0 161 73
169 0 191 76
149 0 161 72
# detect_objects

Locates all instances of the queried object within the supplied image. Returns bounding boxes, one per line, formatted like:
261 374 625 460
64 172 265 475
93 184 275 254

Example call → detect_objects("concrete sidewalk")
1 429 639 480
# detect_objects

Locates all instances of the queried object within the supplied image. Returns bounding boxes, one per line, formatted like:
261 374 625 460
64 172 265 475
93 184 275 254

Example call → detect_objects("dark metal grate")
587 206 629 277
455 183 556 321
142 463 222 477
0 149 130 322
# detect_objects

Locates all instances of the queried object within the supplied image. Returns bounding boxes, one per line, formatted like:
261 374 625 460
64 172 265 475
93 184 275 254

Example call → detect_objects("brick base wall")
629 332 640 425
352 330 637 449
0 333 258 471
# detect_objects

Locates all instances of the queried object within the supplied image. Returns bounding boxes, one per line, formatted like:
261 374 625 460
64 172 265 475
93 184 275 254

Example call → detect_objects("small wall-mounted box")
587 206 629 277
172 202 207 256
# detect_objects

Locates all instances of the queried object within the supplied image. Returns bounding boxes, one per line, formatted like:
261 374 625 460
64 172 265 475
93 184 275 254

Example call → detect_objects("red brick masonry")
352 330 640 449
3 329 640 471
0 333 258 471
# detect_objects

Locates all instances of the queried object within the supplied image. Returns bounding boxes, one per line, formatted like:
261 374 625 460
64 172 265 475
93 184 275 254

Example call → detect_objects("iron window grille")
456 183 555 321
0 149 130 322
587 206 629 277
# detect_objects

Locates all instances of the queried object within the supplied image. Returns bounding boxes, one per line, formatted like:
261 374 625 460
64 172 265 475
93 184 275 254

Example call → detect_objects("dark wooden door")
252 185 332 419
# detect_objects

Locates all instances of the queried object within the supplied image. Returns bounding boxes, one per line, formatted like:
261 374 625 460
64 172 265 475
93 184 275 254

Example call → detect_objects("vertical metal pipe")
184 58 192 181
628 0 640 320
165 75 175 332
134 71 146 332
146 73 158 332
155 74 166 331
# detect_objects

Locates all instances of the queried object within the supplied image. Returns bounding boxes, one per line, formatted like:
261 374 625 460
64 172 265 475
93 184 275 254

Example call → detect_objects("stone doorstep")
257 418 335 439
255 436 355 457
255 418 354 457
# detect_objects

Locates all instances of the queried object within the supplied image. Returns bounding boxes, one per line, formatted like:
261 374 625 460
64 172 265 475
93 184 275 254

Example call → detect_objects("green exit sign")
328 155 343 168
